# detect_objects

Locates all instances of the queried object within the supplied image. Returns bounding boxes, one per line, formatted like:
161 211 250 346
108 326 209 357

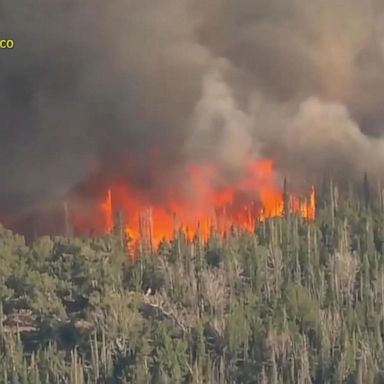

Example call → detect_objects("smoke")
1 0 384 230
186 66 255 171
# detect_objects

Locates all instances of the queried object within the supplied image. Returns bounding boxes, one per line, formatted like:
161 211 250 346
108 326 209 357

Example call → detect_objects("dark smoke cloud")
1 0 384 230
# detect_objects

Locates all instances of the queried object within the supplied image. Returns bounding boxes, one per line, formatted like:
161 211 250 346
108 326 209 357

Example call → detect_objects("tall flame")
94 159 316 250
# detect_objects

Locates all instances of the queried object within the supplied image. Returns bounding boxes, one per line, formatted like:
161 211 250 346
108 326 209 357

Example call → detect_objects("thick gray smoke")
1 0 384 230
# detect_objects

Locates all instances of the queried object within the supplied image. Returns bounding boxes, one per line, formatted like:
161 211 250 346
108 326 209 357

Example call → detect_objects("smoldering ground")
1 0 384 232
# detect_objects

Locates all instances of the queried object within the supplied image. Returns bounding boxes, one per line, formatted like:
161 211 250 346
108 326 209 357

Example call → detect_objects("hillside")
1 180 384 383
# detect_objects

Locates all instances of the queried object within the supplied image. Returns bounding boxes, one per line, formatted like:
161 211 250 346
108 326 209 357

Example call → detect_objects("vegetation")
2 179 384 383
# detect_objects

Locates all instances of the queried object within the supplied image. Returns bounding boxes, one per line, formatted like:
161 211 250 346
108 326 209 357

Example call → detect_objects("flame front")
91 159 316 250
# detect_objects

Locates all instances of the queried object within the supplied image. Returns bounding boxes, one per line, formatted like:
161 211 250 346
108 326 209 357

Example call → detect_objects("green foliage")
2 184 384 382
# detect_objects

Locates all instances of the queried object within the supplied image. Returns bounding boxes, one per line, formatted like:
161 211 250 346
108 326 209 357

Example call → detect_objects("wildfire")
94 159 315 250
100 188 113 233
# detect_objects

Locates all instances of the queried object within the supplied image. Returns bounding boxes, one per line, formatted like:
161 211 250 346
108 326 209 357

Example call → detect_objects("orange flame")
95 159 316 251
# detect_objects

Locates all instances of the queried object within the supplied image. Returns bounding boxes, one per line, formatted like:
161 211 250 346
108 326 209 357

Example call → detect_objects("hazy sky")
1 0 384 220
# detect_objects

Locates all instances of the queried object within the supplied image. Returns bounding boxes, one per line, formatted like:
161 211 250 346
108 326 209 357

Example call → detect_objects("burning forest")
3 1 384 383
1 0 384 243
67 158 315 253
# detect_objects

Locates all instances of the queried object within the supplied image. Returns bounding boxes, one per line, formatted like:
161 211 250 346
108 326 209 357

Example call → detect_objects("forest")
1 177 384 383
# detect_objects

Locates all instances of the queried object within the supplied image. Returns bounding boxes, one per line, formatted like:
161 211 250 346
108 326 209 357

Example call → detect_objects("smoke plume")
1 0 384 232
